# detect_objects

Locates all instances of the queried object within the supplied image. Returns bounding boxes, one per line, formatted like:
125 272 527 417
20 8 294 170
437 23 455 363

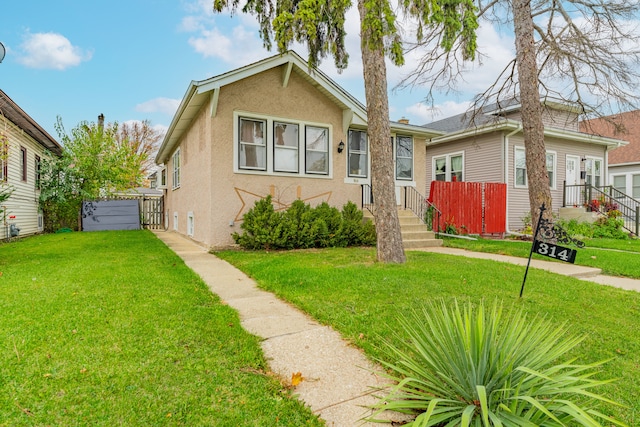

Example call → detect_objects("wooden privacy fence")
428 181 507 235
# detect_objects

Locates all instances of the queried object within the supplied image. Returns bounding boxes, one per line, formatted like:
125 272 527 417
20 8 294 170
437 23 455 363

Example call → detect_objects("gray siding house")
423 99 626 232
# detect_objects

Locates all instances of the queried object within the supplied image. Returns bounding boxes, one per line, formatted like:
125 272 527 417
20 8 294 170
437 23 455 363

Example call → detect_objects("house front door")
566 155 580 206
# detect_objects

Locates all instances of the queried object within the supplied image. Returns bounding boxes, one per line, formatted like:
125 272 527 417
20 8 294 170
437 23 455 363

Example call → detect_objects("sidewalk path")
418 246 640 292
152 231 640 426
152 231 401 426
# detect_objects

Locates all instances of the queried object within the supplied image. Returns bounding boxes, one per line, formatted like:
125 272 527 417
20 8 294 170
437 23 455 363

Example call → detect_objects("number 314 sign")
533 240 577 264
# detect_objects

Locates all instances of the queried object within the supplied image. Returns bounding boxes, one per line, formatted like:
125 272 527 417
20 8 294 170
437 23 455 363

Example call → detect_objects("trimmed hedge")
232 196 376 250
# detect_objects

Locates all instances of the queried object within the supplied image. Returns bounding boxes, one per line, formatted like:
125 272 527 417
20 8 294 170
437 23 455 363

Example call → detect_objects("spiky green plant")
370 299 627 426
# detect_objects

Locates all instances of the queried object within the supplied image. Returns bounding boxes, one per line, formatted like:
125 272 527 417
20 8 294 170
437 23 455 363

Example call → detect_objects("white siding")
0 115 47 239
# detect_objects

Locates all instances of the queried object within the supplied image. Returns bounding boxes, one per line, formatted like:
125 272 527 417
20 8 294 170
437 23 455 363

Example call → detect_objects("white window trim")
546 150 557 190
432 151 465 182
513 147 557 189
584 156 604 187
632 173 640 198
172 149 181 190
611 173 627 194
233 111 333 179
187 211 194 237
394 134 414 181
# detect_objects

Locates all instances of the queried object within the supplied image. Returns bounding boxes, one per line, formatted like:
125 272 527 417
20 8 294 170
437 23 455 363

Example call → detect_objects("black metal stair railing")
563 182 640 236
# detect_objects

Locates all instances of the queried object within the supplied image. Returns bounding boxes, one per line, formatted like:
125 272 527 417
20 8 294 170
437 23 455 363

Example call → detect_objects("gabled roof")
156 51 443 163
580 111 640 165
0 89 62 156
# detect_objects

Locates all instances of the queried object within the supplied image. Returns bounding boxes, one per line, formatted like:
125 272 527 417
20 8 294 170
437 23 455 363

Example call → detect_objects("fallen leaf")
166 413 172 418
358 333 365 340
43 373 52 378
291 372 304 387
80 368 87 374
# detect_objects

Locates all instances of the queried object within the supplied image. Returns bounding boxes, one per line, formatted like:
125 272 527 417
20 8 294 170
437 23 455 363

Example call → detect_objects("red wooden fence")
428 181 506 235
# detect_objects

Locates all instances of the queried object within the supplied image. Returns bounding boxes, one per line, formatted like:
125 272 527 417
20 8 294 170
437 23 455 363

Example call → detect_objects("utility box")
9 223 20 237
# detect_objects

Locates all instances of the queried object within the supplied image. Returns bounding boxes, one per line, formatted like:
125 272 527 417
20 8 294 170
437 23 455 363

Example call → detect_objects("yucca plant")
370 299 627 426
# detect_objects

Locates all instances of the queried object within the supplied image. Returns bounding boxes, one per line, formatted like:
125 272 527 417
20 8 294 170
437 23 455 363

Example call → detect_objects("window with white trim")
633 174 640 198
515 147 556 188
20 146 27 182
395 135 413 180
239 118 266 170
585 158 602 187
35 155 41 190
305 126 329 174
172 149 181 189
273 122 299 173
236 113 332 177
613 175 626 195
515 147 527 187
348 130 368 178
434 152 464 182
187 212 194 236
546 152 556 189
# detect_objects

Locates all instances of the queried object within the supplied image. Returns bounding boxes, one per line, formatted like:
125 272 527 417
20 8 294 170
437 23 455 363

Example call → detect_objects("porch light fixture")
337 140 345 153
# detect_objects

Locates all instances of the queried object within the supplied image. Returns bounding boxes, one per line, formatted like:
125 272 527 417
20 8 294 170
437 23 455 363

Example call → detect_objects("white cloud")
18 32 91 70
135 97 181 116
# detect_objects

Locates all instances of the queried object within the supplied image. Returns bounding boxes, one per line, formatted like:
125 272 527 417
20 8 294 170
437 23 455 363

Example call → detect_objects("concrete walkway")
152 231 640 426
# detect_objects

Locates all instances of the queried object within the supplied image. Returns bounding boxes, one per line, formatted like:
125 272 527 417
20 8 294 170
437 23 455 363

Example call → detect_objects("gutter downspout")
504 125 523 235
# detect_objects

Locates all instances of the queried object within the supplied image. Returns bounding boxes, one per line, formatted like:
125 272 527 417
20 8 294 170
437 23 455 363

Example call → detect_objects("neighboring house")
155 51 442 248
581 111 640 200
423 99 626 232
0 89 62 239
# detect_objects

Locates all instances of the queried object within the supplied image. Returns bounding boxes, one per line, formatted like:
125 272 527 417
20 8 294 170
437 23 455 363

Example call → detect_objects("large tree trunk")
513 0 553 231
358 0 405 263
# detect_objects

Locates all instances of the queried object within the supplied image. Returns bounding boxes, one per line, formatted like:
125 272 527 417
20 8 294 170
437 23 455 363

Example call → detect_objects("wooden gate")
139 195 164 230
428 181 506 235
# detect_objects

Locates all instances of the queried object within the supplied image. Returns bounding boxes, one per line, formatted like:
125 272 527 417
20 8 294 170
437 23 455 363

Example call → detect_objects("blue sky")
0 0 518 141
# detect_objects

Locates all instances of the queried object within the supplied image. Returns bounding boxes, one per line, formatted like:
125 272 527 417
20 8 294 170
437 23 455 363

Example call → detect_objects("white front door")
566 155 580 206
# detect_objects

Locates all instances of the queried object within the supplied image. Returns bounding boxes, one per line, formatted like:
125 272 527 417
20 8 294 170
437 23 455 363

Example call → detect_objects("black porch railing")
361 184 374 216
563 182 639 236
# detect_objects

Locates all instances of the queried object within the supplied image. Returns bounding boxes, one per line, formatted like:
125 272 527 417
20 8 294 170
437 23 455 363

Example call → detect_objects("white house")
1 89 62 239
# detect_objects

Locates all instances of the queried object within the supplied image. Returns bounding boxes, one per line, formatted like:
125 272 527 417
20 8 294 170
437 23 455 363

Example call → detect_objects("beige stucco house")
155 51 442 248
1 89 62 239
423 99 626 232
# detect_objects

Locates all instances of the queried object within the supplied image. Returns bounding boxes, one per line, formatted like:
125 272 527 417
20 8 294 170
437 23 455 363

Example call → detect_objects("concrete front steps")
364 208 443 249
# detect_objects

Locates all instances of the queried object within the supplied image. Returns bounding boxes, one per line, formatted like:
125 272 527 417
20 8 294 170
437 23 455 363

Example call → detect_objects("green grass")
441 236 640 278
216 247 640 426
0 231 322 427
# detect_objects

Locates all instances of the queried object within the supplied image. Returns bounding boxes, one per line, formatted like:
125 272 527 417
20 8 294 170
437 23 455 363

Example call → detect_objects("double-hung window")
585 158 602 187
395 135 413 180
0 142 6 182
172 149 181 189
305 126 329 174
515 147 556 188
348 130 367 178
515 147 527 186
434 152 463 182
612 175 626 197
633 174 640 198
273 122 299 173
546 152 556 189
239 118 267 170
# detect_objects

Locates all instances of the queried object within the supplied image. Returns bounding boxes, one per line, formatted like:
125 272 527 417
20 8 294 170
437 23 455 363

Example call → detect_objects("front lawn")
441 236 640 278
216 248 640 426
0 231 322 426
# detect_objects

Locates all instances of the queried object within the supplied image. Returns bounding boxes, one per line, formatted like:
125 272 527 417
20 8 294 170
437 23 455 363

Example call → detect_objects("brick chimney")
398 117 409 124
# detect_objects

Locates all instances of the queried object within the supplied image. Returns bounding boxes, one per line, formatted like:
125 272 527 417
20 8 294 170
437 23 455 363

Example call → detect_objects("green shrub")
232 195 284 250
233 198 376 250
371 299 627 427
557 211 628 240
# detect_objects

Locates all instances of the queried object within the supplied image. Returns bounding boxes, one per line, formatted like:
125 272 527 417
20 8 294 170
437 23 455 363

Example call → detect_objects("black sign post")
520 203 584 298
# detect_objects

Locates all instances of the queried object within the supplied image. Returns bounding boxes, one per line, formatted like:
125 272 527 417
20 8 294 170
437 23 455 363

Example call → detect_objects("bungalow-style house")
156 51 630 246
155 51 442 248
0 89 62 239
581 111 640 200
423 99 626 232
